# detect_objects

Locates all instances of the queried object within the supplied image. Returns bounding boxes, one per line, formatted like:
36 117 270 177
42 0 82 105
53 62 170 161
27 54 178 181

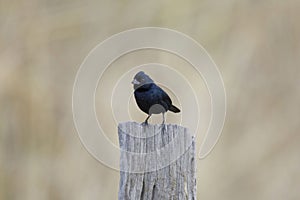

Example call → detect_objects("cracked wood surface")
118 122 196 200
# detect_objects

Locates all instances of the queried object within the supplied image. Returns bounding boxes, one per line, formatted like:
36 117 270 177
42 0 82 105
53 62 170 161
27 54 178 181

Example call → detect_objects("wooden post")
118 122 196 200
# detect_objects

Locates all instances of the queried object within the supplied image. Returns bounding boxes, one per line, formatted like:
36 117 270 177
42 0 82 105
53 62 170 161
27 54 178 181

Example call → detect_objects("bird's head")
131 71 154 90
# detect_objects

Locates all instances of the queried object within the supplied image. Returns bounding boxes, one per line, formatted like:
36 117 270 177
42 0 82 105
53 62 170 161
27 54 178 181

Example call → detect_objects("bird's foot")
161 123 166 133
141 115 151 126
141 121 149 126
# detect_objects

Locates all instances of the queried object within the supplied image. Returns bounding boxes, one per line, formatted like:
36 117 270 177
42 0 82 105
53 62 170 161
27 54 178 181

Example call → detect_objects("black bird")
131 71 180 124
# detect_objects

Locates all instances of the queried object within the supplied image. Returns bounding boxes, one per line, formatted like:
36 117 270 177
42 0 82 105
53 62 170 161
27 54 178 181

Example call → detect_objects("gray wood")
118 122 196 200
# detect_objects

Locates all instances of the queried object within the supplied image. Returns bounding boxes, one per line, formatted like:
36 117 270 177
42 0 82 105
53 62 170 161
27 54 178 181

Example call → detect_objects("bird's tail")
169 105 180 113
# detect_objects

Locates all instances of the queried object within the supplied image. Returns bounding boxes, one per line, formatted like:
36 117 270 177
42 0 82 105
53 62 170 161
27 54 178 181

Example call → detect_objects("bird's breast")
134 87 168 114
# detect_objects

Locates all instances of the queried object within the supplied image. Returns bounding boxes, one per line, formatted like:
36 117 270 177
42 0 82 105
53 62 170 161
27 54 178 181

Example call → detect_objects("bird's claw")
141 121 149 126
161 123 166 133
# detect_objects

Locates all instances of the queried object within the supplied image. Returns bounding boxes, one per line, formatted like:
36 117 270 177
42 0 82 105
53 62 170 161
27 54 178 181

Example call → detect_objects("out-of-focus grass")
1 0 300 199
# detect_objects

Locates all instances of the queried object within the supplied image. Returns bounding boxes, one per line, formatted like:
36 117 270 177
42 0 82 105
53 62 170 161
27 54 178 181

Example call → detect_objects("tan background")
1 0 300 199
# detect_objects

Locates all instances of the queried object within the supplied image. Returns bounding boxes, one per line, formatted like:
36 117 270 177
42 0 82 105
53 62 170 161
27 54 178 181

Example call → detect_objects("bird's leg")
142 114 151 126
162 112 165 124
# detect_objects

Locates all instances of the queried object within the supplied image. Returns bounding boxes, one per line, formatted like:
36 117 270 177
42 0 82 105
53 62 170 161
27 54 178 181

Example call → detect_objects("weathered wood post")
118 122 196 200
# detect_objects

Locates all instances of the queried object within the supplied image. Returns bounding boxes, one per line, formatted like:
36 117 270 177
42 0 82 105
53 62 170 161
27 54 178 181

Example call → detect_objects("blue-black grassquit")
132 71 180 124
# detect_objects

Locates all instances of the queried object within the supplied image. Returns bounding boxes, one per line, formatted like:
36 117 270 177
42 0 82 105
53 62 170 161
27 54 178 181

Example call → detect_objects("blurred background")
1 0 300 199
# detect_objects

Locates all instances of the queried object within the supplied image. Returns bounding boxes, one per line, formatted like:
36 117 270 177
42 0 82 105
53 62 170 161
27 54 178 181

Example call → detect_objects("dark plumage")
131 71 180 124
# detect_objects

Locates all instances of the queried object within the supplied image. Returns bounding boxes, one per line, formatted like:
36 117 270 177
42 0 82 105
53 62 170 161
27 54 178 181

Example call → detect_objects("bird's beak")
131 79 140 85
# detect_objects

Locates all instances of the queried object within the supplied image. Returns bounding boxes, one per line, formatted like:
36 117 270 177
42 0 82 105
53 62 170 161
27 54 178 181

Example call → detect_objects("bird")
131 71 180 125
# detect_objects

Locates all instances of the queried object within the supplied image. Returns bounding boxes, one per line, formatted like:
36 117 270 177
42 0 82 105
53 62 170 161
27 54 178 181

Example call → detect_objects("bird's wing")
154 84 172 106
